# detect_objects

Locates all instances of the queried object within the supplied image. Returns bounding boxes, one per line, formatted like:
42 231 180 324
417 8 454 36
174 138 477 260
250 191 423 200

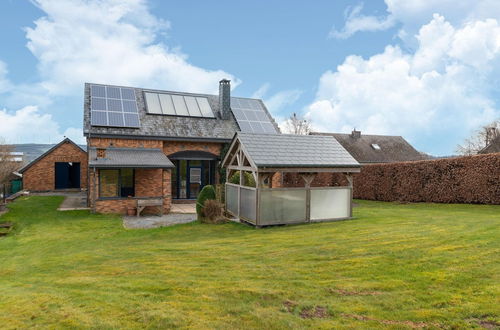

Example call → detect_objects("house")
311 130 427 164
478 135 500 154
84 79 280 214
19 138 88 191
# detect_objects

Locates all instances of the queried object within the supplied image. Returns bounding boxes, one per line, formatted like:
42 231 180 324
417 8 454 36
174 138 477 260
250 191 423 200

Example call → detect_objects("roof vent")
351 129 361 138
219 79 231 120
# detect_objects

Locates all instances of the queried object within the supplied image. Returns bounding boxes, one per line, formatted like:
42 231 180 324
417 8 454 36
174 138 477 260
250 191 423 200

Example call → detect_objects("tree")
0 139 20 184
283 112 312 135
456 120 500 155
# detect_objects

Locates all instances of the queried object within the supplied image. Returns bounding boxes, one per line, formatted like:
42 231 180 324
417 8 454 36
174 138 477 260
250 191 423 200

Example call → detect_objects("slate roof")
478 135 500 154
89 147 174 168
19 138 86 173
235 133 360 168
311 132 427 163
83 83 280 141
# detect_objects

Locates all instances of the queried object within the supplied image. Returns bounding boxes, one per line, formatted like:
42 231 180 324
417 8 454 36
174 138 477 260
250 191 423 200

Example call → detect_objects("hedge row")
353 153 500 204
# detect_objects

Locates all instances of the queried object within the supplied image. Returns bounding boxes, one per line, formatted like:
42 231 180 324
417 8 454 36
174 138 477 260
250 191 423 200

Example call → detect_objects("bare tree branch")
455 120 500 155
0 138 21 184
283 113 312 135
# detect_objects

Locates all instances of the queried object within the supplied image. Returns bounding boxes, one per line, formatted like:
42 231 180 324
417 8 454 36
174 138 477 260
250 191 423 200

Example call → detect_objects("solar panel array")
231 98 277 134
90 85 140 128
144 92 215 118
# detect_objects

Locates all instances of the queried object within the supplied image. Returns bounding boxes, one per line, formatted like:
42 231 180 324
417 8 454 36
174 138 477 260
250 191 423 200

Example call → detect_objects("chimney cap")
219 79 231 84
351 129 361 138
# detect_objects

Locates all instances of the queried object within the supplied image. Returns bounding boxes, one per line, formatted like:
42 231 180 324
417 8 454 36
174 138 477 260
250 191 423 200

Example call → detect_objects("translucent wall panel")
259 189 307 225
310 188 350 220
240 187 256 222
226 184 239 216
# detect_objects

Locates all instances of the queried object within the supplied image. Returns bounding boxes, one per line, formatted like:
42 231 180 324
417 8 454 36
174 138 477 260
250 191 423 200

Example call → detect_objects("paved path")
29 191 89 211
123 213 197 229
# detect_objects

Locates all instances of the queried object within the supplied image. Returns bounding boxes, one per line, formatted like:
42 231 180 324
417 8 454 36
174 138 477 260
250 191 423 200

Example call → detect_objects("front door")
172 159 215 199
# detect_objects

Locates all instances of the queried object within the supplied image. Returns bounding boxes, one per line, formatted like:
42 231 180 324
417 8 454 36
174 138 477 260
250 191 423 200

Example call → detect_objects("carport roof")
89 147 174 168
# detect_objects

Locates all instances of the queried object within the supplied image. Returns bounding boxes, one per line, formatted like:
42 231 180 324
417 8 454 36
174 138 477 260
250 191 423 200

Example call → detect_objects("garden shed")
221 133 361 226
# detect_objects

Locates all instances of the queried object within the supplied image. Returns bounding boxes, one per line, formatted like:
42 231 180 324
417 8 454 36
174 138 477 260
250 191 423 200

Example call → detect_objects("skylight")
144 92 215 118
371 143 381 150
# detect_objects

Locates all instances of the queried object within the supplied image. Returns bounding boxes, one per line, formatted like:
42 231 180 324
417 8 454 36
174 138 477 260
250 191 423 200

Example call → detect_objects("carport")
221 133 361 226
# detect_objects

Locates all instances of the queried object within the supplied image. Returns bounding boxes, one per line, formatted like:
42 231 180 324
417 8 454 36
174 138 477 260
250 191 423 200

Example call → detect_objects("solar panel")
89 84 140 128
231 97 278 134
144 92 215 118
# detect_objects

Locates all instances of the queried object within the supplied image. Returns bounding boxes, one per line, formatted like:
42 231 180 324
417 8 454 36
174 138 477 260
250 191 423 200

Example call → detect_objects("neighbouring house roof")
18 138 86 173
88 147 174 168
478 135 500 154
10 143 86 163
224 132 360 169
311 131 427 164
83 83 280 141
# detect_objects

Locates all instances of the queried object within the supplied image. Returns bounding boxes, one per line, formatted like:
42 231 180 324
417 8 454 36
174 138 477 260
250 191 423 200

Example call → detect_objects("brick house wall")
87 137 224 214
23 140 88 191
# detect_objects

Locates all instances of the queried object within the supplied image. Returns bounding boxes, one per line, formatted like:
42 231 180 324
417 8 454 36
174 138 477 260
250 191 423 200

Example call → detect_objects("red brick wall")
23 141 88 191
88 137 162 149
163 141 222 157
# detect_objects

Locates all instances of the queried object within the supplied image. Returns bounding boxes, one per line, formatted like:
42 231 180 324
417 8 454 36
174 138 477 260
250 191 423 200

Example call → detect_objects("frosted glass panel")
259 189 307 225
240 187 256 222
145 92 162 114
311 188 350 220
226 184 239 215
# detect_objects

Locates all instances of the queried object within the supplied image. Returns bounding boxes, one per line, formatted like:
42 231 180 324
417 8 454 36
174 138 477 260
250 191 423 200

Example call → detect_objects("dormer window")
371 143 381 150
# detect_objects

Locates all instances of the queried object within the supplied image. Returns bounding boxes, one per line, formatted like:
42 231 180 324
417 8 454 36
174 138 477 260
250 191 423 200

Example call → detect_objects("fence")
226 182 352 226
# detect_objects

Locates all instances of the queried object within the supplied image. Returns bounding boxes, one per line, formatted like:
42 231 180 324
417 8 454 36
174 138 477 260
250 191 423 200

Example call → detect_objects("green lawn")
0 196 498 329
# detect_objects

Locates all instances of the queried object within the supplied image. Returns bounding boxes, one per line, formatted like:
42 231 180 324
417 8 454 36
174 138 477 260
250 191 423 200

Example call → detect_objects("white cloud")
0 106 84 144
251 83 271 99
329 3 396 39
25 0 238 96
308 15 500 155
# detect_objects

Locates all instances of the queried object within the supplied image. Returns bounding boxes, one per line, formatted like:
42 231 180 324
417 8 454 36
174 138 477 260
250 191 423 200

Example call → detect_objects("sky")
0 0 499 155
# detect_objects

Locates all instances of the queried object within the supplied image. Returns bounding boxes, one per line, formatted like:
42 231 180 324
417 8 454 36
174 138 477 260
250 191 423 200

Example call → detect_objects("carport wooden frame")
221 135 360 226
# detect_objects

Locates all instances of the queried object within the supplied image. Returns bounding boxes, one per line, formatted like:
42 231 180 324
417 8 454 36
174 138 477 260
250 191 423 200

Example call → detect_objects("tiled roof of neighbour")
478 135 500 154
311 132 427 163
88 147 174 168
235 133 360 168
83 83 280 141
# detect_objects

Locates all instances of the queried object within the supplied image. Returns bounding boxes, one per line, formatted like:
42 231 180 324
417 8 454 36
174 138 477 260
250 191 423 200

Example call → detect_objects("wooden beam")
300 173 316 188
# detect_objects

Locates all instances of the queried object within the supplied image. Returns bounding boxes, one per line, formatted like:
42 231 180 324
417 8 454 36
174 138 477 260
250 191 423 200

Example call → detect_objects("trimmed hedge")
229 171 256 187
353 153 500 204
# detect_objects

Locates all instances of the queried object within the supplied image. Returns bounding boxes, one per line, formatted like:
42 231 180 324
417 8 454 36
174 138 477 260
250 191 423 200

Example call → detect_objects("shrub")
229 171 256 187
201 199 225 224
196 185 216 219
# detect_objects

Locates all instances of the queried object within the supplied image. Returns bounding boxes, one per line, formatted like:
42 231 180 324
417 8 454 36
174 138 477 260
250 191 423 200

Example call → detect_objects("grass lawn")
0 196 498 329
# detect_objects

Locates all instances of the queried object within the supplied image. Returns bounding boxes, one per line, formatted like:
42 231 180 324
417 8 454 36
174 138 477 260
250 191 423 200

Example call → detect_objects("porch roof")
89 147 174 168
223 132 360 171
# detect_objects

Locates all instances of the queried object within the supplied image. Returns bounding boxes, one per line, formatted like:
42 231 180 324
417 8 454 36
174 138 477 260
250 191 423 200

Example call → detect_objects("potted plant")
127 196 135 216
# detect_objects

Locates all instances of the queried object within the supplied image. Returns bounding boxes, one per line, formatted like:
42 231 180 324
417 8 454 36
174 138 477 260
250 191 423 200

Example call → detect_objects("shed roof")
19 138 86 173
311 132 427 163
83 83 280 141
229 133 359 168
89 147 174 168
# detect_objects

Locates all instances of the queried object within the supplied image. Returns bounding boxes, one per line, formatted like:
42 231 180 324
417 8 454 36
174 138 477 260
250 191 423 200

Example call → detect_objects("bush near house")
196 185 216 221
229 171 256 187
353 153 500 204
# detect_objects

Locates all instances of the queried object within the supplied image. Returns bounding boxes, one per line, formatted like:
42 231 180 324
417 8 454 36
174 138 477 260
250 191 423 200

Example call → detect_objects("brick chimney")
351 129 361 139
219 79 231 120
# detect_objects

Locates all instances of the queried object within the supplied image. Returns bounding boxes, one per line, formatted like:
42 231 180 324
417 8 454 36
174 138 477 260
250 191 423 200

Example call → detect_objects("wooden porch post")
300 173 316 222
345 173 353 218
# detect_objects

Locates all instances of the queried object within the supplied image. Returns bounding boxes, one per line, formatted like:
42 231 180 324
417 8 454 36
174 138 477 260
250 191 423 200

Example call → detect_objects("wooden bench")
136 198 163 217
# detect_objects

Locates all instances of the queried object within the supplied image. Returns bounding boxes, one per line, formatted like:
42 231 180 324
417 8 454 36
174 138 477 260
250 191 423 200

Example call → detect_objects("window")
99 169 135 198
371 143 381 150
